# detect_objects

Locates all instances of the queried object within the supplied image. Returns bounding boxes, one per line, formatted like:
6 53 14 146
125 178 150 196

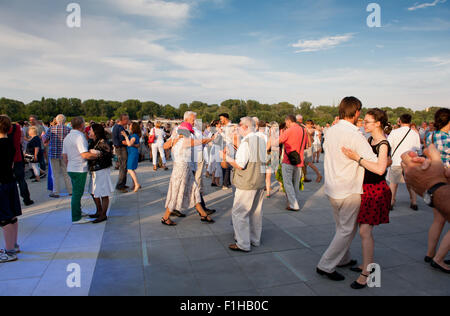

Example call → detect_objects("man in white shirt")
387 114 422 211
317 97 378 281
62 117 99 225
223 117 267 252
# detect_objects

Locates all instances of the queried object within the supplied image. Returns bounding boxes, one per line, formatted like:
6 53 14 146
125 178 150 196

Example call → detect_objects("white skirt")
90 168 114 198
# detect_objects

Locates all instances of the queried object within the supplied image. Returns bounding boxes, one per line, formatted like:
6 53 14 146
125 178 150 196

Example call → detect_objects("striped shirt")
43 124 71 159
426 130 449 167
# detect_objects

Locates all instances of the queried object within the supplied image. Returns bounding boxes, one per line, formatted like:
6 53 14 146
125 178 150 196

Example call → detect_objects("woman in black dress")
0 115 22 263
342 109 392 289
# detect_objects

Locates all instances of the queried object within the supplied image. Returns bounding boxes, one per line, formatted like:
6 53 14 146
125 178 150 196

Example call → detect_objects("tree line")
0 97 441 126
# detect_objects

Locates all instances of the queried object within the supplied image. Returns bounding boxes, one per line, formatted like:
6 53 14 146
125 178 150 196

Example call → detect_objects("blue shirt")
112 124 127 147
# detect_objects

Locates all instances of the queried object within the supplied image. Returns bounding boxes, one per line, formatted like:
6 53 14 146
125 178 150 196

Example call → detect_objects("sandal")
197 211 215 223
161 217 176 226
351 273 369 290
92 216 108 224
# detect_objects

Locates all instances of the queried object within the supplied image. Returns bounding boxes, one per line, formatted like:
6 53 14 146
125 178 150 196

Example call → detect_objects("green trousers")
68 172 87 222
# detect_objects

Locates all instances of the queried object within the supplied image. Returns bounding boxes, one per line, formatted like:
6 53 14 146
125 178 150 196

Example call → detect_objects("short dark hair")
434 108 450 131
0 115 12 134
119 113 129 121
399 114 412 125
219 113 229 119
285 115 296 123
339 97 362 119
258 121 267 128
71 116 85 130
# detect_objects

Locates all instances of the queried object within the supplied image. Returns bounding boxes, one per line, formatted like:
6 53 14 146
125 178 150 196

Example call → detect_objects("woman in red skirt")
342 108 392 289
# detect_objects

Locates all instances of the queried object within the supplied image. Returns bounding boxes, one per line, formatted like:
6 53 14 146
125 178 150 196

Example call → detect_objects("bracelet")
358 157 364 166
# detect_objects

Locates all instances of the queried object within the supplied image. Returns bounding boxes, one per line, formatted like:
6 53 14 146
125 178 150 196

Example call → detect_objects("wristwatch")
424 183 447 208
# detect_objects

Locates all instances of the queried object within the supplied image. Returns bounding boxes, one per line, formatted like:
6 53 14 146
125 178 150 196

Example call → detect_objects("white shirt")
235 132 267 171
388 126 421 167
324 120 378 200
63 129 89 173
150 127 166 145
255 131 268 144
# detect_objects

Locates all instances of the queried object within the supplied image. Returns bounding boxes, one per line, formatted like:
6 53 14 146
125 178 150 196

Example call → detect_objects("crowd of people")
0 99 449 290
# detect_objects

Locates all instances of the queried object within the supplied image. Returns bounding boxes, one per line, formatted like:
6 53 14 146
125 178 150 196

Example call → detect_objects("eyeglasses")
363 120 376 125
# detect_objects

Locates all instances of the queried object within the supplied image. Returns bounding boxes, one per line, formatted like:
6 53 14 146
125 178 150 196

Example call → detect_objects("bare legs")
434 231 450 269
314 150 321 163
128 169 141 192
307 162 322 182
389 183 398 207
427 209 450 269
265 168 272 197
389 182 417 208
2 219 18 251
356 224 374 285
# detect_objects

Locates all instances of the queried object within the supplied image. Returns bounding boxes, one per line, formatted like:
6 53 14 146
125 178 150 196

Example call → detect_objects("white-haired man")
223 117 267 252
43 114 72 198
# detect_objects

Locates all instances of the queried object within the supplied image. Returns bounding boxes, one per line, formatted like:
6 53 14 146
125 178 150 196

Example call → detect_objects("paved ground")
1 159 449 296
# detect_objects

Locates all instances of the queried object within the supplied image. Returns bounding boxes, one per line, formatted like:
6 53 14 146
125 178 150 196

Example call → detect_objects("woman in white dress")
207 120 223 187
88 124 114 224
150 121 168 171
161 113 215 226
312 126 322 163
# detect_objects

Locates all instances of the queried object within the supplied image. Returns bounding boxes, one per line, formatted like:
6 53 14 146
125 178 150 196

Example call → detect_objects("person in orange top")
279 115 308 212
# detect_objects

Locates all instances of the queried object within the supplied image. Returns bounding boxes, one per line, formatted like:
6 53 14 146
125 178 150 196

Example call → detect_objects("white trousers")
151 143 166 166
317 194 361 273
282 163 302 210
232 188 265 251
195 161 204 194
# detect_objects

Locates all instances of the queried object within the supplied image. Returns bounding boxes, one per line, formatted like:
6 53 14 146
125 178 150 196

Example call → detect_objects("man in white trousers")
316 97 378 281
223 117 267 252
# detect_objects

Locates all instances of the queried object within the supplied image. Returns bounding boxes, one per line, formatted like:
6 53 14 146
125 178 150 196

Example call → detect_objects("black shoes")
410 204 419 211
425 256 450 265
316 268 345 281
431 260 450 274
351 274 369 290
24 200 34 206
205 208 216 216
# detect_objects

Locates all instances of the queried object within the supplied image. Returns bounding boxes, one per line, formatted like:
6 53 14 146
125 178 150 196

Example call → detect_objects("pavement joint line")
273 252 308 283
281 228 311 249
142 240 149 267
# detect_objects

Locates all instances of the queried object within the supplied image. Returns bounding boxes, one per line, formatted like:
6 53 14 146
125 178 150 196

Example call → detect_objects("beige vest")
233 134 266 191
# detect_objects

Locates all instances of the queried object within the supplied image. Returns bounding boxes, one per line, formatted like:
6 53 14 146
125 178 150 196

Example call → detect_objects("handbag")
285 126 306 166
148 128 156 144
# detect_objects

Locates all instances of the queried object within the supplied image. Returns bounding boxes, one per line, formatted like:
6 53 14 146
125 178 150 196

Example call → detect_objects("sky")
0 0 449 110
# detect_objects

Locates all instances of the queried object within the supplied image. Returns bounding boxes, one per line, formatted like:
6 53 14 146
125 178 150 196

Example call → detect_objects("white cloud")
415 56 450 66
109 0 191 20
291 34 354 53
408 0 447 11
0 8 448 109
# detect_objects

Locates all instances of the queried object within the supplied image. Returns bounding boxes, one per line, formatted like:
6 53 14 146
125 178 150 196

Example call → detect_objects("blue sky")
0 0 449 109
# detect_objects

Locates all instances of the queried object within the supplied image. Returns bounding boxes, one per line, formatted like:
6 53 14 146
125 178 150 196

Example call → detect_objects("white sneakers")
0 250 18 263
72 218 92 225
